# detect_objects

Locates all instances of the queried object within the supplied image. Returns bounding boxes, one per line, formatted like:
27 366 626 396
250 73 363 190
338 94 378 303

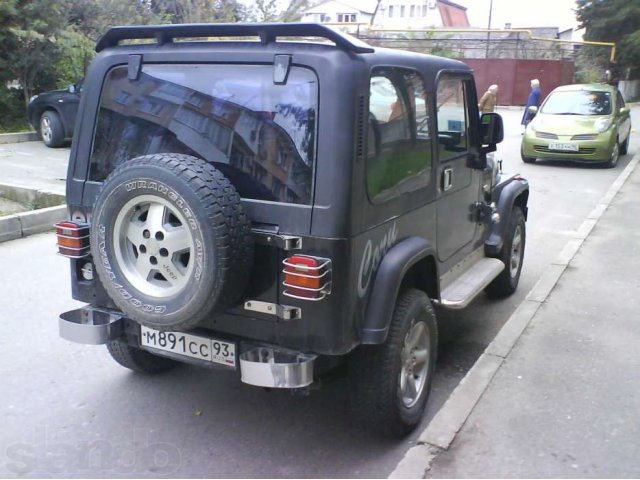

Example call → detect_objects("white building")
300 0 379 25
300 0 470 28
373 0 469 28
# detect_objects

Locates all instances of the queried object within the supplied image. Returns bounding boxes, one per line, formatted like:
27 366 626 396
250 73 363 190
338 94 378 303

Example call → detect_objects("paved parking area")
0 141 69 194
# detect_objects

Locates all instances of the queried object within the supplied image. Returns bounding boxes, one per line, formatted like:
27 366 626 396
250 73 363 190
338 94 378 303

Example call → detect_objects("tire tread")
106 340 177 374
486 207 525 298
92 154 252 330
350 289 437 437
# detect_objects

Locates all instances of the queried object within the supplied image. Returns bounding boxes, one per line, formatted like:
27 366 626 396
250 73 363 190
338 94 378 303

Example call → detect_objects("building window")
212 100 231 119
272 177 284 198
115 91 131 105
388 5 394 17
187 93 205 107
175 107 208 133
400 5 405 17
319 13 328 22
158 82 189 99
138 97 164 117
410 5 415 16
422 5 427 16
275 149 287 168
337 13 356 22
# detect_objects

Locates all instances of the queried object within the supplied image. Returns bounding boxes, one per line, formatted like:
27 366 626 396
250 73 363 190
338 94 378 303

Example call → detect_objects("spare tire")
90 153 253 331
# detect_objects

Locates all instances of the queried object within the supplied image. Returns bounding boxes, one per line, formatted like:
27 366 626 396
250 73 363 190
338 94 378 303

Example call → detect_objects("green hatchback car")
521 83 632 167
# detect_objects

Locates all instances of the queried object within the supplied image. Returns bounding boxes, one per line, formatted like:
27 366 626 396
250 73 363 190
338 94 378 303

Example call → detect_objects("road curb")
0 205 67 243
0 182 65 208
0 182 66 243
0 132 38 144
389 152 640 479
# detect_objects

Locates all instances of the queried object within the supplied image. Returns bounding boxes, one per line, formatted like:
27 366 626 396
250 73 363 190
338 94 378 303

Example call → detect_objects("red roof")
438 0 470 27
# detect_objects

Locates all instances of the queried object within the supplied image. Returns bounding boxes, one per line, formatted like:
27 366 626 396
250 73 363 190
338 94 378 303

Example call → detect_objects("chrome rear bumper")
239 347 316 389
59 307 123 344
59 307 318 389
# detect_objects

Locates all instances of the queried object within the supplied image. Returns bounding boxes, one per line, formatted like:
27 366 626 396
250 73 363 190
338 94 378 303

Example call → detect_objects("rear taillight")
54 221 90 258
283 255 331 301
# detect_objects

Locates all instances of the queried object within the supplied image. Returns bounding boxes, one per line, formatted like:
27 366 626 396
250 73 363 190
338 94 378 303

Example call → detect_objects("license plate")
549 142 579 152
140 326 236 367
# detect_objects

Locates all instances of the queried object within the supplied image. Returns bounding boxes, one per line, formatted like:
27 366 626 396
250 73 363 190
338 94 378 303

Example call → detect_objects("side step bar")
439 258 504 309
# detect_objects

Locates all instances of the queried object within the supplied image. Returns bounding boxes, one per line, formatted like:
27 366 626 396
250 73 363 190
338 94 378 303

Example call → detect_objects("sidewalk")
421 159 640 477
0 141 69 195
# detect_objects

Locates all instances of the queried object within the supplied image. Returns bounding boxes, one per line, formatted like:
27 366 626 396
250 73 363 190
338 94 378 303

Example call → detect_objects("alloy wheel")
399 320 431 408
112 194 196 298
40 116 52 144
510 224 523 278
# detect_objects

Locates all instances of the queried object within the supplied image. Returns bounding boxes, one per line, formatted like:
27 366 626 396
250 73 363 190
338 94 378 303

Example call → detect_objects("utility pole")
485 0 494 59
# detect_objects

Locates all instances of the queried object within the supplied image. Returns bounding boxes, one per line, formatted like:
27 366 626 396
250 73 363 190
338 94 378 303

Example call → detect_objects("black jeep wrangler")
56 23 529 437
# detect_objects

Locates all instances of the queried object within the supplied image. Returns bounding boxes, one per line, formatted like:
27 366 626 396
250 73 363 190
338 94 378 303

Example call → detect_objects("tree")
53 28 95 88
576 0 640 78
278 0 310 22
0 0 66 105
251 0 279 22
150 0 248 23
66 0 166 41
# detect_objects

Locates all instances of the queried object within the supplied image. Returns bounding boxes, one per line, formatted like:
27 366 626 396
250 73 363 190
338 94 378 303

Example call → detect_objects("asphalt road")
0 107 638 478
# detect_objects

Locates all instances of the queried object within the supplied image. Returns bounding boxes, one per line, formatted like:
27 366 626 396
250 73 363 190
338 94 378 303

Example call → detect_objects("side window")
617 91 625 109
436 77 469 160
367 68 432 202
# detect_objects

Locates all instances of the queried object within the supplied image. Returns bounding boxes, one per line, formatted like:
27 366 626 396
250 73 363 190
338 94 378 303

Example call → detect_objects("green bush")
0 87 30 133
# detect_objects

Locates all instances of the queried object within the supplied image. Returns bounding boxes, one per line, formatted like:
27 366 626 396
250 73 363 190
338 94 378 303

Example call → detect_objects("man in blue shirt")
521 79 542 126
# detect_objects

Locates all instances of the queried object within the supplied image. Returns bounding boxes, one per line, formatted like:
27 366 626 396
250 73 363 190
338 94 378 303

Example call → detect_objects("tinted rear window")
90 64 318 205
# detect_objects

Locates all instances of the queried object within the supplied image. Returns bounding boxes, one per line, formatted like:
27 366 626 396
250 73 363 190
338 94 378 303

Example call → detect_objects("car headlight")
528 122 537 133
29 95 38 103
594 118 613 133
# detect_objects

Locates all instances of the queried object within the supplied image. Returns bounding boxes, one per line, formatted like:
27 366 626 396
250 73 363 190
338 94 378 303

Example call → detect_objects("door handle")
443 168 453 191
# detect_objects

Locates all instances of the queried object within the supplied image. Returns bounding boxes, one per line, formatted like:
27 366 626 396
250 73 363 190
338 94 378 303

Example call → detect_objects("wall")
619 80 640 102
463 58 575 106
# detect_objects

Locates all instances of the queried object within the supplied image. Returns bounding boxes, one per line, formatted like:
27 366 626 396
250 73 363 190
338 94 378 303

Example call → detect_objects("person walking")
479 84 498 113
521 79 542 126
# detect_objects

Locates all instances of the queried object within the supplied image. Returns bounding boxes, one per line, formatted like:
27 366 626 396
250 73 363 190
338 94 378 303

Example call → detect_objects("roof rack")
95 22 375 54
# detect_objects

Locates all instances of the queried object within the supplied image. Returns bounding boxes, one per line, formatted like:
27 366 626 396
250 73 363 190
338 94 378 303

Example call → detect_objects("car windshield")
90 64 318 205
541 90 612 115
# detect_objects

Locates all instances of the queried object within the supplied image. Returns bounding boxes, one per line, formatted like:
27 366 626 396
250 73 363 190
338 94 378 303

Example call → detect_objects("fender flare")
485 176 529 256
361 236 437 344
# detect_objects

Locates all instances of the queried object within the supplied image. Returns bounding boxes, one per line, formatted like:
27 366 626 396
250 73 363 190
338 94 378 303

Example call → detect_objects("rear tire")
40 111 65 148
349 289 437 437
107 340 177 374
620 135 629 155
91 153 253 331
604 140 620 168
486 207 526 298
